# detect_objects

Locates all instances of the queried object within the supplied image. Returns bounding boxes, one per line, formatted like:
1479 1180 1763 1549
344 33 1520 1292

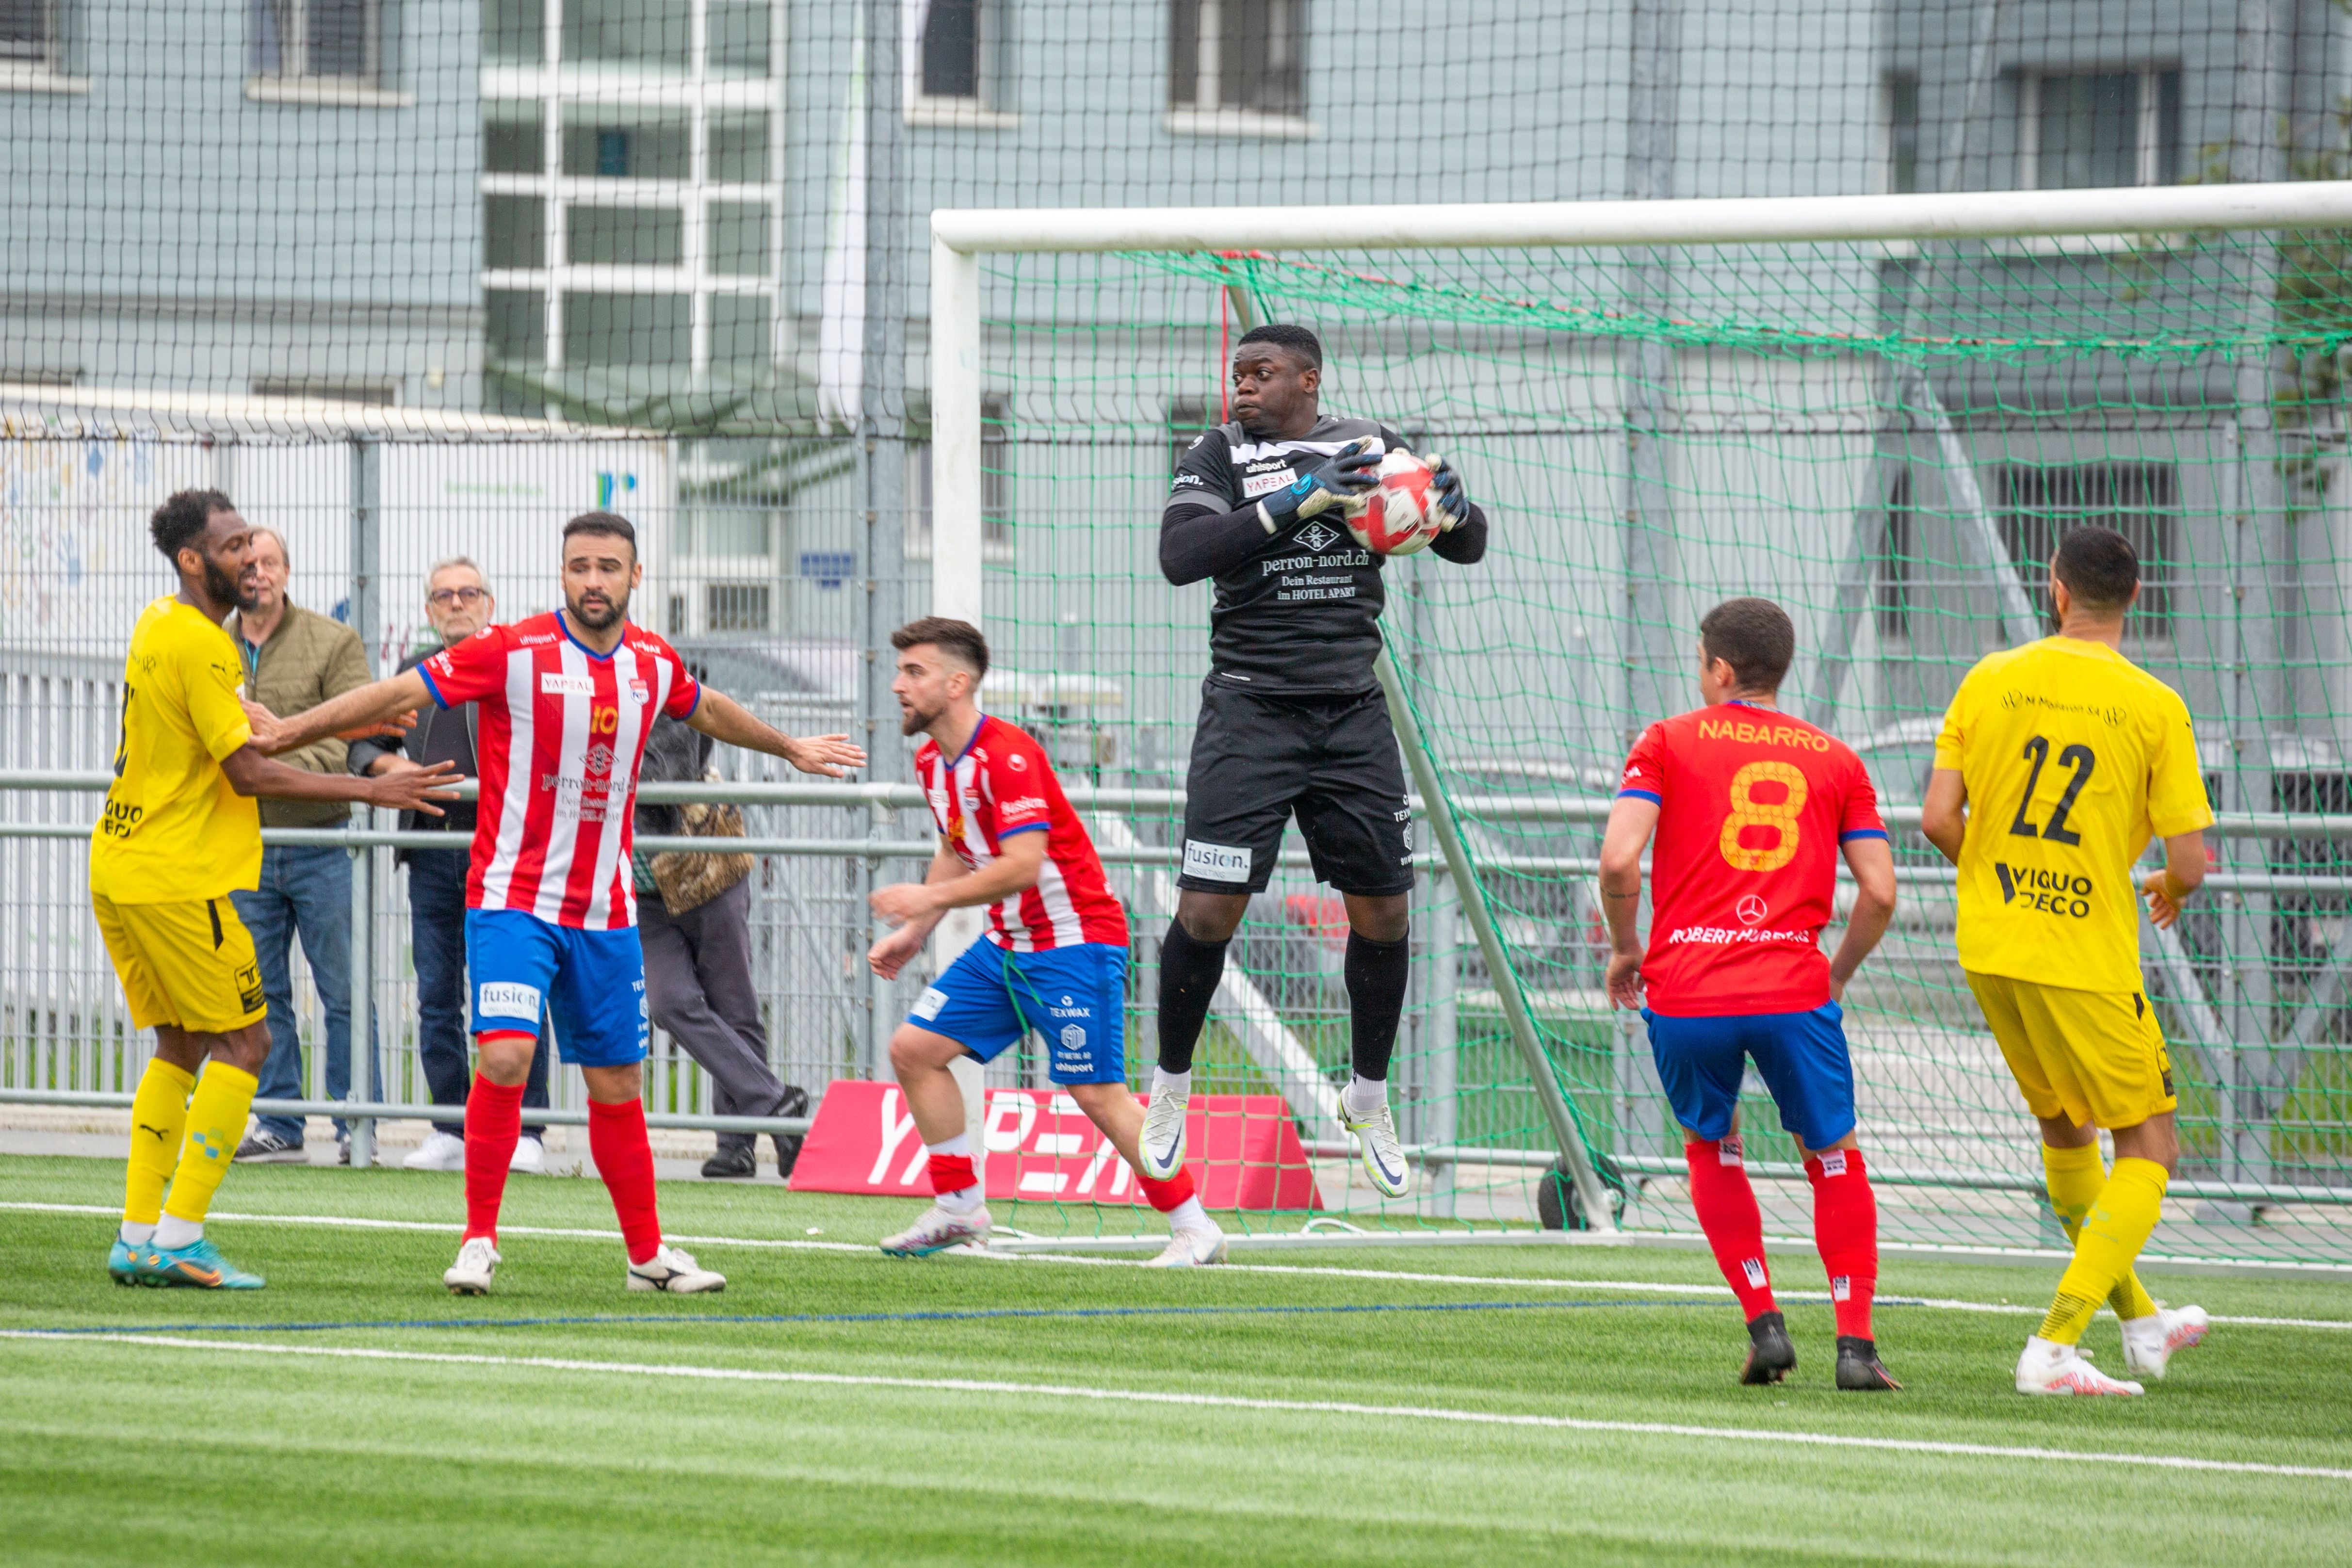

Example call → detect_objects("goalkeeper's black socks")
1155 921 1230 1075
1344 929 1411 1083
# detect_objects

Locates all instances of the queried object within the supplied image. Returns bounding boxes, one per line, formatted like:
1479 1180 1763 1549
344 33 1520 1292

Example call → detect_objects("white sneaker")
626 1243 726 1294
1341 1097 1412 1199
2016 1338 2144 1396
1144 1225 1228 1268
1138 1087 1190 1182
443 1236 500 1295
509 1136 545 1175
404 1131 466 1172
2121 1304 2210 1380
879 1202 992 1258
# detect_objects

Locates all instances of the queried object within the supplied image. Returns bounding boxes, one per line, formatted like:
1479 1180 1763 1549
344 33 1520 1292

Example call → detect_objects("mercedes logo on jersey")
1297 521 1339 553
1736 894 1769 926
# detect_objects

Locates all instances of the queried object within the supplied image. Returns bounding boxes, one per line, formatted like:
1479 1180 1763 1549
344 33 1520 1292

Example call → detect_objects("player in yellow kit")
99 489 456 1289
1921 526 2214 1395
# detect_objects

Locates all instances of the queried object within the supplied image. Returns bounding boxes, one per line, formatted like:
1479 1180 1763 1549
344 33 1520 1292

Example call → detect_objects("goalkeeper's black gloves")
1427 456 1471 530
1256 438 1380 531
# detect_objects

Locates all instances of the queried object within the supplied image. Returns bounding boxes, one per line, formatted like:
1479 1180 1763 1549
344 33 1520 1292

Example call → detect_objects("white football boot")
442 1236 500 1295
1138 1087 1190 1183
509 1136 546 1175
879 1203 992 1258
1341 1097 1412 1199
627 1244 726 1293
2016 1338 2144 1396
2121 1304 2210 1381
1144 1225 1229 1269
403 1131 467 1171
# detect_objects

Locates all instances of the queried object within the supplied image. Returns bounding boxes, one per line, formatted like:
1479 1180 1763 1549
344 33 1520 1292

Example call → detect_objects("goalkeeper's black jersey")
1164 415 1485 698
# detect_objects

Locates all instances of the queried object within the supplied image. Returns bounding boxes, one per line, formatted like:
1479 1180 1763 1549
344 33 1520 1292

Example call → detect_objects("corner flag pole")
1375 645 1619 1234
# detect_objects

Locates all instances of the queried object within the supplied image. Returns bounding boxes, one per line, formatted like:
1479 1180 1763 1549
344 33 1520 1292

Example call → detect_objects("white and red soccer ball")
1347 448 1444 557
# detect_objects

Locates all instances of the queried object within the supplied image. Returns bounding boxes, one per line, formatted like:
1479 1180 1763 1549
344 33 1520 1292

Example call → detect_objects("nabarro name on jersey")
1696 714 1832 751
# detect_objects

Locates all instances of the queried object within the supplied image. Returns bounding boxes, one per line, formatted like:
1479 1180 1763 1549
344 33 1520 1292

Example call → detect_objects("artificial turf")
2 1153 2348 1566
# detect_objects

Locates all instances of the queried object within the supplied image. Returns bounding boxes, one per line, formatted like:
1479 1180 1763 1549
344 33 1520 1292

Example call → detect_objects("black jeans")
639 878 789 1154
408 847 549 1138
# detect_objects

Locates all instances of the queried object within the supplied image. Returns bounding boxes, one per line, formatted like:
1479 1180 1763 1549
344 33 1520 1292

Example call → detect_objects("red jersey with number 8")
1618 702 1887 1016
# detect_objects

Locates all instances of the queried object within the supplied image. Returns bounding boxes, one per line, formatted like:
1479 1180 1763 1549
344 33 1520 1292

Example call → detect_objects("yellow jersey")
89 597 262 904
1933 635 2212 991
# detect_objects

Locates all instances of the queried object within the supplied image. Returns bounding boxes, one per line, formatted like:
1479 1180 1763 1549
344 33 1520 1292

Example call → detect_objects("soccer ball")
1347 448 1443 557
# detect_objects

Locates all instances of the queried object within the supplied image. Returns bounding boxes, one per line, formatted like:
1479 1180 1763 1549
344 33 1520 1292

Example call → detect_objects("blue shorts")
908 939 1127 1085
466 907 649 1069
1642 1002 1857 1151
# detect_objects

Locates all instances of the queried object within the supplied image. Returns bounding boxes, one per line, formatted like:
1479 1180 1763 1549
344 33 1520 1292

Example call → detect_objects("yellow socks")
160 1062 260 1232
122 1057 197 1232
2037 1157 2169 1344
2041 1142 2160 1321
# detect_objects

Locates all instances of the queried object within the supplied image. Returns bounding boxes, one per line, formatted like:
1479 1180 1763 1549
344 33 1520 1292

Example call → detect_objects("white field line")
8 1329 2349 1483
7 1200 2348 1332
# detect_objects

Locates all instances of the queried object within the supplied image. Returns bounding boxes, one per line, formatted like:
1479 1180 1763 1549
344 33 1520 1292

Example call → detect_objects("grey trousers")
639 878 787 1153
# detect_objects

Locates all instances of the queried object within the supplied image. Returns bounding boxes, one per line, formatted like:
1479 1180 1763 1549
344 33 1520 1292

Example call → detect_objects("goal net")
935 190 2352 1266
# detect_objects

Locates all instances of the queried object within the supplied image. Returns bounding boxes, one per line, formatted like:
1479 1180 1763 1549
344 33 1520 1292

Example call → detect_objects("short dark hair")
1233 323 1323 370
1699 597 1796 693
2051 525 2139 612
891 616 990 681
150 489 236 566
563 510 637 558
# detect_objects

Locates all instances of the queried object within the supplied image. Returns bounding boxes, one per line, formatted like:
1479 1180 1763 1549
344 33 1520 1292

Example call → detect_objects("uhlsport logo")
1995 863 2094 918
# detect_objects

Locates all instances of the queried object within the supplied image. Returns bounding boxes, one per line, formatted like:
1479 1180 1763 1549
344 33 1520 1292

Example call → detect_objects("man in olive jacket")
227 527 379 1163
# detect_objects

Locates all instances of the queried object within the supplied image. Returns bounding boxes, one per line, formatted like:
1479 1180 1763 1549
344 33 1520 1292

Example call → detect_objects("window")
1888 75 1920 195
921 0 979 98
1876 469 1914 639
566 206 684 266
484 196 545 270
563 112 692 180
1170 0 1304 119
251 378 396 404
562 293 691 367
905 0 1012 125
705 583 772 633
564 0 690 73
907 396 1014 560
1 1 54 65
1997 464 2176 634
2021 70 2180 190
485 107 543 175
250 0 379 83
485 0 543 65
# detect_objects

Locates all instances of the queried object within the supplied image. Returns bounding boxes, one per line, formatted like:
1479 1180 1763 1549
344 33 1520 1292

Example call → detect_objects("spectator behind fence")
633 709 807 1179
228 527 377 1164
349 558 551 1175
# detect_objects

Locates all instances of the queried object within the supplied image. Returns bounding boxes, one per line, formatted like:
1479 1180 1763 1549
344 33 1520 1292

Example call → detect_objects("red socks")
587 1098 664 1266
1806 1148 1880 1340
1685 1137 1776 1321
926 1153 979 1199
462 1074 525 1244
1139 1169 1197 1213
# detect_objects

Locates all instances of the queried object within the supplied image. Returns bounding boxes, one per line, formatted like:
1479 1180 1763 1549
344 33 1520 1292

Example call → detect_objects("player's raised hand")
1426 455 1471 529
1604 948 1646 1010
1259 436 1381 526
869 880 939 928
867 921 927 980
783 732 866 777
365 759 464 817
2142 868 2189 929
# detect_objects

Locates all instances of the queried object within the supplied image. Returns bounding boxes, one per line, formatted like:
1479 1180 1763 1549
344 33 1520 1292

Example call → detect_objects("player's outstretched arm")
687 688 866 776
1918 767 1968 865
247 669 433 756
1827 836 1898 1001
2142 832 2208 929
220 744 462 816
1598 796 1661 1009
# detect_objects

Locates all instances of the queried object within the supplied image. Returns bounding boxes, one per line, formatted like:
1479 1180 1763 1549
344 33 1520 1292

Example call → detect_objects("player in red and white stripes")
253 512 863 1294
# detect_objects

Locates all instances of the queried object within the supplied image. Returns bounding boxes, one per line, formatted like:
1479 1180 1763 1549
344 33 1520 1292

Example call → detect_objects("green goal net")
969 228 2352 1267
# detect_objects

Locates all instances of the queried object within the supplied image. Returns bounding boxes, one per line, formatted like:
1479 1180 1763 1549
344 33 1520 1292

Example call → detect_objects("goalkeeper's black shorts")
1176 679 1414 898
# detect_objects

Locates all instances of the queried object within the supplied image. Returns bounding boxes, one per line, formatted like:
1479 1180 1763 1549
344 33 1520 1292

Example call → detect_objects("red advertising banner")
789 1081 1323 1212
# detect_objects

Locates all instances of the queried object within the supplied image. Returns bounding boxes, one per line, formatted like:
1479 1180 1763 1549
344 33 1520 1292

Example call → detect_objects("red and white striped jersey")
419 612 701 930
916 714 1128 953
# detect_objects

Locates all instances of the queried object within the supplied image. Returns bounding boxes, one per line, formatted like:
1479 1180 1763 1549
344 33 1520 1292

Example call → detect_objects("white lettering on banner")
1184 840 1252 884
1032 1132 1086 1157
984 1091 1038 1153
1242 468 1297 498
1020 1170 1071 1195
478 982 541 1020
1076 1138 1121 1196
867 1088 925 1187
540 672 594 696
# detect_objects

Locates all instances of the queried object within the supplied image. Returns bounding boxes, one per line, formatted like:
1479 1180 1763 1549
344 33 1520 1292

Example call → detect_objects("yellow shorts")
93 894 267 1035
1965 970 2177 1130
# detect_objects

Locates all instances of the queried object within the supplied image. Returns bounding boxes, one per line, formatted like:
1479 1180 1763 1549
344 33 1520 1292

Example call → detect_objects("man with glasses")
351 558 552 1174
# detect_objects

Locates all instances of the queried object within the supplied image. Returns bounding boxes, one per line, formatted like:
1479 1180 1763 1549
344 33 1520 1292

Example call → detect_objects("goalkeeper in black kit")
1139 323 1489 1198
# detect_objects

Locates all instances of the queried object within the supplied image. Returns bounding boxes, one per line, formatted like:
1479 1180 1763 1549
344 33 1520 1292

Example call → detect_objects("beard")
209 556 256 613
899 700 944 737
568 586 629 630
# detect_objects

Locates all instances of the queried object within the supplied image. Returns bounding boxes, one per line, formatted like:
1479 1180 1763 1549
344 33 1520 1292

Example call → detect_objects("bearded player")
1921 527 2212 1396
250 511 864 1294
102 490 457 1290
1599 598 1902 1390
867 619 1227 1267
1142 323 1489 1198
